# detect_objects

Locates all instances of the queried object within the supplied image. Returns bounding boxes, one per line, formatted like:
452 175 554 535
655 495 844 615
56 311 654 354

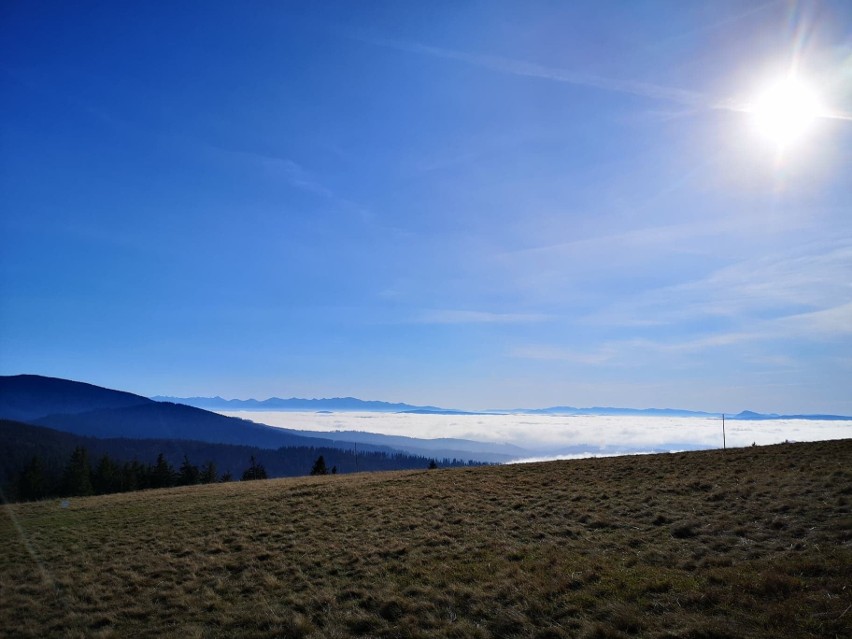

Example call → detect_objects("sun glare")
749 75 823 150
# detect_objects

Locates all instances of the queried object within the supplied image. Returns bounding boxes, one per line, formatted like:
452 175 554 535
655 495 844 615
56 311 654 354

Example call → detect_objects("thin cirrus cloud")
509 344 618 365
694 245 848 314
777 301 852 337
361 36 738 112
208 145 335 198
487 213 817 305
509 302 852 373
360 36 852 123
508 332 755 366
413 309 553 325
580 238 852 327
494 218 742 264
494 202 826 273
207 145 378 224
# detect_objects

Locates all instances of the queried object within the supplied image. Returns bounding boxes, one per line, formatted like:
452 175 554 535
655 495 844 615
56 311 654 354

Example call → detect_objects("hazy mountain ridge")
732 410 852 421
512 406 852 420
155 392 852 420
151 395 446 413
271 428 529 463
506 406 721 417
0 376 414 456
0 375 500 463
0 374 154 422
3 375 849 473
31 402 395 453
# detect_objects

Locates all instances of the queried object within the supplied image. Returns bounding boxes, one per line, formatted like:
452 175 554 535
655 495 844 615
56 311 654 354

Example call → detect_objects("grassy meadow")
2 440 850 639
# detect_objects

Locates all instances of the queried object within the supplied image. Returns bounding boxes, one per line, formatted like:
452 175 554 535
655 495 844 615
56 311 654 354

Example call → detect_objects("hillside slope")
0 374 152 422
32 402 388 451
2 440 850 638
0 419 457 498
273 428 527 463
0 375 391 454
0 375 502 461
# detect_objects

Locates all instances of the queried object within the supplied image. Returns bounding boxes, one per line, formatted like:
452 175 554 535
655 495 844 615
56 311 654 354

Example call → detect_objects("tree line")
10 445 462 503
1 420 486 502
13 447 276 501
11 446 465 502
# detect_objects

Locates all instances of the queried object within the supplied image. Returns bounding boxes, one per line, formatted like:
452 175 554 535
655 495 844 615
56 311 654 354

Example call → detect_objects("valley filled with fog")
219 411 852 461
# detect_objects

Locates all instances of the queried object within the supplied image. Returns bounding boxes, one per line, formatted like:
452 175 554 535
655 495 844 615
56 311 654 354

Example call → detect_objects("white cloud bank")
220 411 851 455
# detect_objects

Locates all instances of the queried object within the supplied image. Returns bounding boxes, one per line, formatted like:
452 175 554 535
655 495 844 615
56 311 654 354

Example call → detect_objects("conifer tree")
310 455 328 476
18 456 50 501
241 455 267 481
62 447 93 496
178 455 200 486
150 453 176 489
200 460 218 484
122 460 147 491
93 454 122 494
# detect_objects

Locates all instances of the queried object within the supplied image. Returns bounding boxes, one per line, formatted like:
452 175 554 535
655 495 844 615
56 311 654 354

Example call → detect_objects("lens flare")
749 76 823 149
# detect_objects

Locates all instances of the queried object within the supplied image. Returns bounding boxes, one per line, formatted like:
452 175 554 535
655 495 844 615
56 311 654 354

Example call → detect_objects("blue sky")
2 1 851 413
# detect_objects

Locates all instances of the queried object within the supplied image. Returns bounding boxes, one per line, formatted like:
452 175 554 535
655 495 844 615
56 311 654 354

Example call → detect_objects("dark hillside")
0 419 459 500
1 439 849 638
0 374 151 422
274 428 527 463
31 401 387 451
0 375 398 454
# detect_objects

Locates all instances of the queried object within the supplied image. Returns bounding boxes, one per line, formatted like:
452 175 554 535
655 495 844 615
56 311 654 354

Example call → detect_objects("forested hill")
0 374 152 422
0 375 517 463
31 401 384 451
0 375 388 453
0 419 477 502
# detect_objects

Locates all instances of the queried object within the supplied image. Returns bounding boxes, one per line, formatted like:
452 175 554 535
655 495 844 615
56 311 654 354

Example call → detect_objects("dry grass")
2 440 851 638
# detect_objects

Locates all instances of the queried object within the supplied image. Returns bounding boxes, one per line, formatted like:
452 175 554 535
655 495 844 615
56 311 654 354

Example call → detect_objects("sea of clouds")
219 411 852 461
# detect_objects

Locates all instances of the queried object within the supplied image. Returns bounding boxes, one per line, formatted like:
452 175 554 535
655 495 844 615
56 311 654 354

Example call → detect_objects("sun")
749 75 823 150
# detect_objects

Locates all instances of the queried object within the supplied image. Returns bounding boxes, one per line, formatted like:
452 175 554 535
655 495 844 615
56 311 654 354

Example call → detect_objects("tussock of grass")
2 440 851 638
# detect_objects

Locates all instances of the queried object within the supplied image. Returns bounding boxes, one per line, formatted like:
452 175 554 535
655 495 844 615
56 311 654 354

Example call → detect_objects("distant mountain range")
152 393 852 421
0 375 378 452
4 372 850 502
2 374 849 472
507 406 721 417
0 375 518 465
731 410 852 421
153 394 722 417
151 395 447 413
2 375 520 501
